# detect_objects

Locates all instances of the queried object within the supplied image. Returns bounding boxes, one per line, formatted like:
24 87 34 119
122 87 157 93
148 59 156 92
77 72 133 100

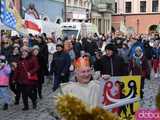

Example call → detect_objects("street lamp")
137 19 139 33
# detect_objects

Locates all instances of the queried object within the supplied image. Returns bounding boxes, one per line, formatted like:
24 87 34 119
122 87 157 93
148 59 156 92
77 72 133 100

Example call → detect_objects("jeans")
0 87 11 104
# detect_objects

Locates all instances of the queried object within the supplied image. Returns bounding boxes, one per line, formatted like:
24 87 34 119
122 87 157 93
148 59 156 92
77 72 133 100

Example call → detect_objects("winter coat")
12 55 39 85
8 53 20 64
36 53 46 83
39 42 49 75
32 41 49 75
50 51 71 75
144 42 153 60
82 39 98 56
129 55 149 79
1 46 12 61
0 65 11 86
99 54 127 76
73 42 82 58
118 48 129 64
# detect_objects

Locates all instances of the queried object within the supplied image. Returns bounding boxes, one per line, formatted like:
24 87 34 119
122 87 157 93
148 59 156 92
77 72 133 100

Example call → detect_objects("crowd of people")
0 31 160 113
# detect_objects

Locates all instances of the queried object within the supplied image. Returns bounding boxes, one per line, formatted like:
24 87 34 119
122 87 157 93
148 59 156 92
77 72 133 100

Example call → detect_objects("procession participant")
1 36 12 60
129 46 149 99
31 45 43 99
50 44 71 91
12 46 39 110
0 55 12 110
151 41 160 78
8 44 21 105
59 56 101 107
99 43 127 76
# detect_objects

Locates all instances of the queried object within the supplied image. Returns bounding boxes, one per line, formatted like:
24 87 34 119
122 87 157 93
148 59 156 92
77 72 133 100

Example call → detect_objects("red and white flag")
24 14 42 34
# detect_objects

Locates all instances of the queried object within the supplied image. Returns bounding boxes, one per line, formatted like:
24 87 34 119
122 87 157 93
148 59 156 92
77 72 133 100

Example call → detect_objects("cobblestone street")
0 79 57 120
0 77 160 120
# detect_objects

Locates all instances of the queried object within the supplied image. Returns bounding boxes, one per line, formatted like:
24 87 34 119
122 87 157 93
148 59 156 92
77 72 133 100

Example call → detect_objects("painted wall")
112 14 160 33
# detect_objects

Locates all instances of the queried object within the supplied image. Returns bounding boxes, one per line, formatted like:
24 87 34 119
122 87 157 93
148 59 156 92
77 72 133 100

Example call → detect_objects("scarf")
133 53 143 66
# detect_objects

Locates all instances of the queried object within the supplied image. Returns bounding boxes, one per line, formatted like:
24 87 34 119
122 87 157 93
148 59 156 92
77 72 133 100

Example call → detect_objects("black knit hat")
105 43 116 51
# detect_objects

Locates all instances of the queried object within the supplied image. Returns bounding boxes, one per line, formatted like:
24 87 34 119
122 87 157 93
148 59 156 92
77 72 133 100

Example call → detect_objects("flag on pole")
24 13 41 33
0 0 27 34
120 20 127 34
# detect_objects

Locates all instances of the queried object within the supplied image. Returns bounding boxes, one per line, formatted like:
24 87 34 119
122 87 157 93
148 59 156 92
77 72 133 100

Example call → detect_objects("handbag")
28 74 38 81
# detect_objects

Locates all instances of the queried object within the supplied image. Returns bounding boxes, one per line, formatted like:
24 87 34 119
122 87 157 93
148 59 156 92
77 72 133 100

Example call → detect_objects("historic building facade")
113 0 160 33
65 0 91 21
91 0 115 34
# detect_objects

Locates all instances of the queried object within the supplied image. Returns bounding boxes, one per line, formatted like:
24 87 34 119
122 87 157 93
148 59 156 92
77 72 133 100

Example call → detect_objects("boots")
22 103 29 111
3 103 8 110
14 100 19 105
22 106 29 111
32 101 37 109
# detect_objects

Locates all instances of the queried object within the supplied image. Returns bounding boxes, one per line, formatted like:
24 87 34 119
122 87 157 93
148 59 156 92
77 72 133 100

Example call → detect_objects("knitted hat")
32 45 40 51
20 46 30 53
105 44 116 51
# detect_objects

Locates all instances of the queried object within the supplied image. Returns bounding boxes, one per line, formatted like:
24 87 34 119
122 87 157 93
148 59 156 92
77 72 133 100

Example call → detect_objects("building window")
74 0 78 5
152 0 158 12
79 0 83 7
125 2 132 13
115 2 117 13
140 1 146 12
68 0 71 5
107 3 112 10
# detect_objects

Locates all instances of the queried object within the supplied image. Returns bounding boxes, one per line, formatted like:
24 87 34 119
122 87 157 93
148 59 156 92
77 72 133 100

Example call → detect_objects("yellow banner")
99 76 141 120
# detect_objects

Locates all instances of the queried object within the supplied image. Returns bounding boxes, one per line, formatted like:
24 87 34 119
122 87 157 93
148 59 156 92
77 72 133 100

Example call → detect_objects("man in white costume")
59 56 101 107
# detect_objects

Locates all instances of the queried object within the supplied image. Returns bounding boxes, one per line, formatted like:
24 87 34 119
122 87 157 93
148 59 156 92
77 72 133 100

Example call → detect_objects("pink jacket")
0 65 11 86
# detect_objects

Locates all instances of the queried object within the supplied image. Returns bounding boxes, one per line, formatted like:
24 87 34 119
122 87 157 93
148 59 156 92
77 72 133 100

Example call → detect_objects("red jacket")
12 55 39 85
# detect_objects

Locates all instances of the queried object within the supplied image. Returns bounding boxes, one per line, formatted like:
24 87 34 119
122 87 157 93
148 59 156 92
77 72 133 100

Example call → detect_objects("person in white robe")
59 56 101 107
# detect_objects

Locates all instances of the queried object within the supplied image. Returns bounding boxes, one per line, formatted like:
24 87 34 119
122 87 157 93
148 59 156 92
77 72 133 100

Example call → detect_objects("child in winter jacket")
151 41 160 78
0 55 11 110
